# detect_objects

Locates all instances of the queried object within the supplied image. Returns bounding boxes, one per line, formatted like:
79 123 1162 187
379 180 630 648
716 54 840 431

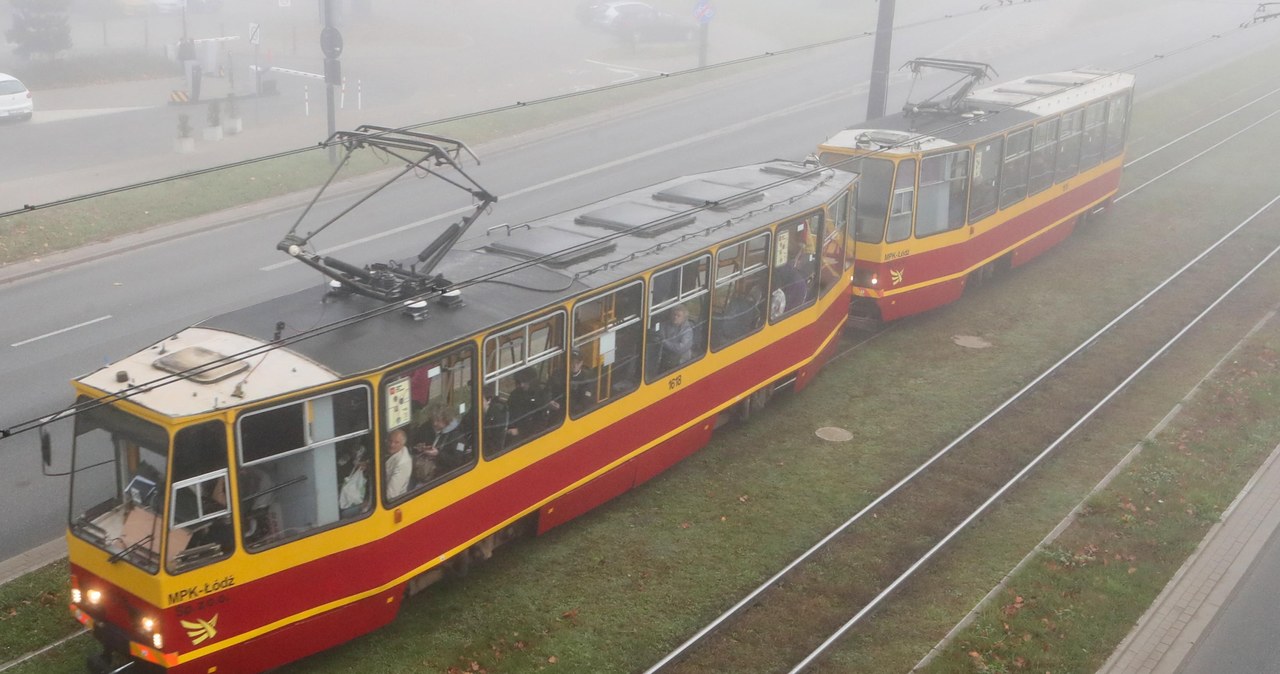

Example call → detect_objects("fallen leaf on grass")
548 655 558 664
680 522 691 529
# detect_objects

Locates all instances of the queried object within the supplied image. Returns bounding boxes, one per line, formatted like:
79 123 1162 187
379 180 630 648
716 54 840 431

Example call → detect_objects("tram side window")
819 191 849 297
886 159 917 243
571 281 644 416
1055 109 1083 183
853 158 893 244
237 386 373 552
969 136 1003 222
167 421 231 573
711 234 769 350
1028 118 1059 196
483 313 566 458
916 149 970 237
770 213 819 321
1078 100 1108 171
647 257 710 381
1104 92 1130 159
999 129 1031 210
382 348 476 504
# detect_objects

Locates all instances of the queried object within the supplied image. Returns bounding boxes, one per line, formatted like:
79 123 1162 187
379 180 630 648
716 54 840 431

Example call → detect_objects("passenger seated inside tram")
550 350 597 414
774 251 814 316
383 428 412 500
715 285 764 348
414 403 471 477
479 388 510 454
239 468 271 547
188 479 234 553
658 304 694 371
337 445 370 519
506 368 550 441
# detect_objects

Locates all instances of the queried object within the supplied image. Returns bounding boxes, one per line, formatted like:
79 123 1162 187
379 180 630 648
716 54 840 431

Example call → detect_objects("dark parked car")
611 3 697 44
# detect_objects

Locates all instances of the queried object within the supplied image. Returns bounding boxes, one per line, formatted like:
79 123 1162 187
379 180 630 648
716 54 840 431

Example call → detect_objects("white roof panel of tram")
821 128 953 154
969 70 1135 115
79 327 339 418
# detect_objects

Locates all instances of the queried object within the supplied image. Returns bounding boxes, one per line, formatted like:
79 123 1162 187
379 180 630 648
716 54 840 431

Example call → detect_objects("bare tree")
6 0 72 61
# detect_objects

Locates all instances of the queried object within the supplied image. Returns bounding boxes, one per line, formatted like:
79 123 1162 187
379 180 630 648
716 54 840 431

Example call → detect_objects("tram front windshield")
69 400 170 574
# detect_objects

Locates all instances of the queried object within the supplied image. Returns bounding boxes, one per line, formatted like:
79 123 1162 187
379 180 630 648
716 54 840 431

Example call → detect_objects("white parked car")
150 0 185 13
0 73 33 122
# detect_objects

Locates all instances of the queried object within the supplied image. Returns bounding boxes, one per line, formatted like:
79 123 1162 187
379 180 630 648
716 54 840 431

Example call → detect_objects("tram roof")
80 160 851 417
822 69 1135 156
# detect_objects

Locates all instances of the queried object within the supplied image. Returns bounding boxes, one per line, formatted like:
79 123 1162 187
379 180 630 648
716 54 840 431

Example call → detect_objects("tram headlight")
141 617 155 633
152 632 164 650
70 588 82 605
86 589 102 605
853 267 879 288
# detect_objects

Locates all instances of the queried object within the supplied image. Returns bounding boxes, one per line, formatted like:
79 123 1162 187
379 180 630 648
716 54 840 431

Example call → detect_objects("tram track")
647 80 1280 674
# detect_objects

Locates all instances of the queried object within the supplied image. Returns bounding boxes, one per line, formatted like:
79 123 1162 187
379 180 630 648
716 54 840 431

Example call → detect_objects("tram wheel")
738 385 773 423
448 550 471 578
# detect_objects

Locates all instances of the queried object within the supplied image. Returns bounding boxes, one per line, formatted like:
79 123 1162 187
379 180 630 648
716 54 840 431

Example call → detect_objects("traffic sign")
694 0 715 24
320 26 343 59
248 22 260 46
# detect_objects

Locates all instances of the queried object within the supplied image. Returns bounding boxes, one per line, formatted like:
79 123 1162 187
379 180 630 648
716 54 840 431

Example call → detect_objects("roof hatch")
153 346 249 384
651 179 763 211
485 225 617 268
574 201 697 237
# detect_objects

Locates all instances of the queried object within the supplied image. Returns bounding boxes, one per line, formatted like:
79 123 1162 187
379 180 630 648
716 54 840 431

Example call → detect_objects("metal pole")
698 22 709 68
866 0 896 121
322 0 337 163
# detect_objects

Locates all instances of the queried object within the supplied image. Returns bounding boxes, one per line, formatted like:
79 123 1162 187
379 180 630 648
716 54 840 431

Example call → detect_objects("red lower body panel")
172 587 403 674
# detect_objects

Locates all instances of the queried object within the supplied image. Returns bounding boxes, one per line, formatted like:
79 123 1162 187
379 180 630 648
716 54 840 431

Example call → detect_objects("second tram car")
64 150 857 673
819 63 1135 323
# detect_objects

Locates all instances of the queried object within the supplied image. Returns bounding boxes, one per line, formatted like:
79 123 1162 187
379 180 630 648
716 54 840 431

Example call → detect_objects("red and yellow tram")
61 60 1137 672
819 66 1135 323
64 150 858 673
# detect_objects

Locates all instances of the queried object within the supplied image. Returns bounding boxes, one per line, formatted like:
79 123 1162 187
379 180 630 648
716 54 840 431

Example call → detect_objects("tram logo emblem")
181 615 219 645
890 269 904 286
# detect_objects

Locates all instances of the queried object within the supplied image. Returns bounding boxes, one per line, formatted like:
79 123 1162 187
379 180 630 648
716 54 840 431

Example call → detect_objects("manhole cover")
815 426 854 442
952 335 993 349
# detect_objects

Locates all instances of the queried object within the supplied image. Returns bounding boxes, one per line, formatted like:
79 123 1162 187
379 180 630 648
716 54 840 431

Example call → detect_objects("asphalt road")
0 0 1276 563
1178 519 1280 673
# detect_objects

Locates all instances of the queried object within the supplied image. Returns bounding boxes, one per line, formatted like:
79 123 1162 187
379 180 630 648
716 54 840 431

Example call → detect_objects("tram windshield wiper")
108 533 154 565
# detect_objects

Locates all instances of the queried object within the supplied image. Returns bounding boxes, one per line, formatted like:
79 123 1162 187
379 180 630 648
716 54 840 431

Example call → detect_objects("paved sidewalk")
1098 440 1280 674
0 538 65 586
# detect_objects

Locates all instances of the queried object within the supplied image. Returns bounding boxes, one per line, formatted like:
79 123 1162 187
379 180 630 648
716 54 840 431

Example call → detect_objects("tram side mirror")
40 426 52 470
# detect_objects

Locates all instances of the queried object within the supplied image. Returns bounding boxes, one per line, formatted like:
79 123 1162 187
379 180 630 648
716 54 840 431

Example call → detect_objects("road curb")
0 538 65 587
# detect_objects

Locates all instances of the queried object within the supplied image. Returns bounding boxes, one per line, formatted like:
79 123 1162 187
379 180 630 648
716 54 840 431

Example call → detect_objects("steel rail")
790 191 1280 671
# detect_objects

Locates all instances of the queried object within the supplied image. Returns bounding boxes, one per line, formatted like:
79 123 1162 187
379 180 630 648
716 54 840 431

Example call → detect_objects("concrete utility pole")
866 0 896 120
320 0 341 163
